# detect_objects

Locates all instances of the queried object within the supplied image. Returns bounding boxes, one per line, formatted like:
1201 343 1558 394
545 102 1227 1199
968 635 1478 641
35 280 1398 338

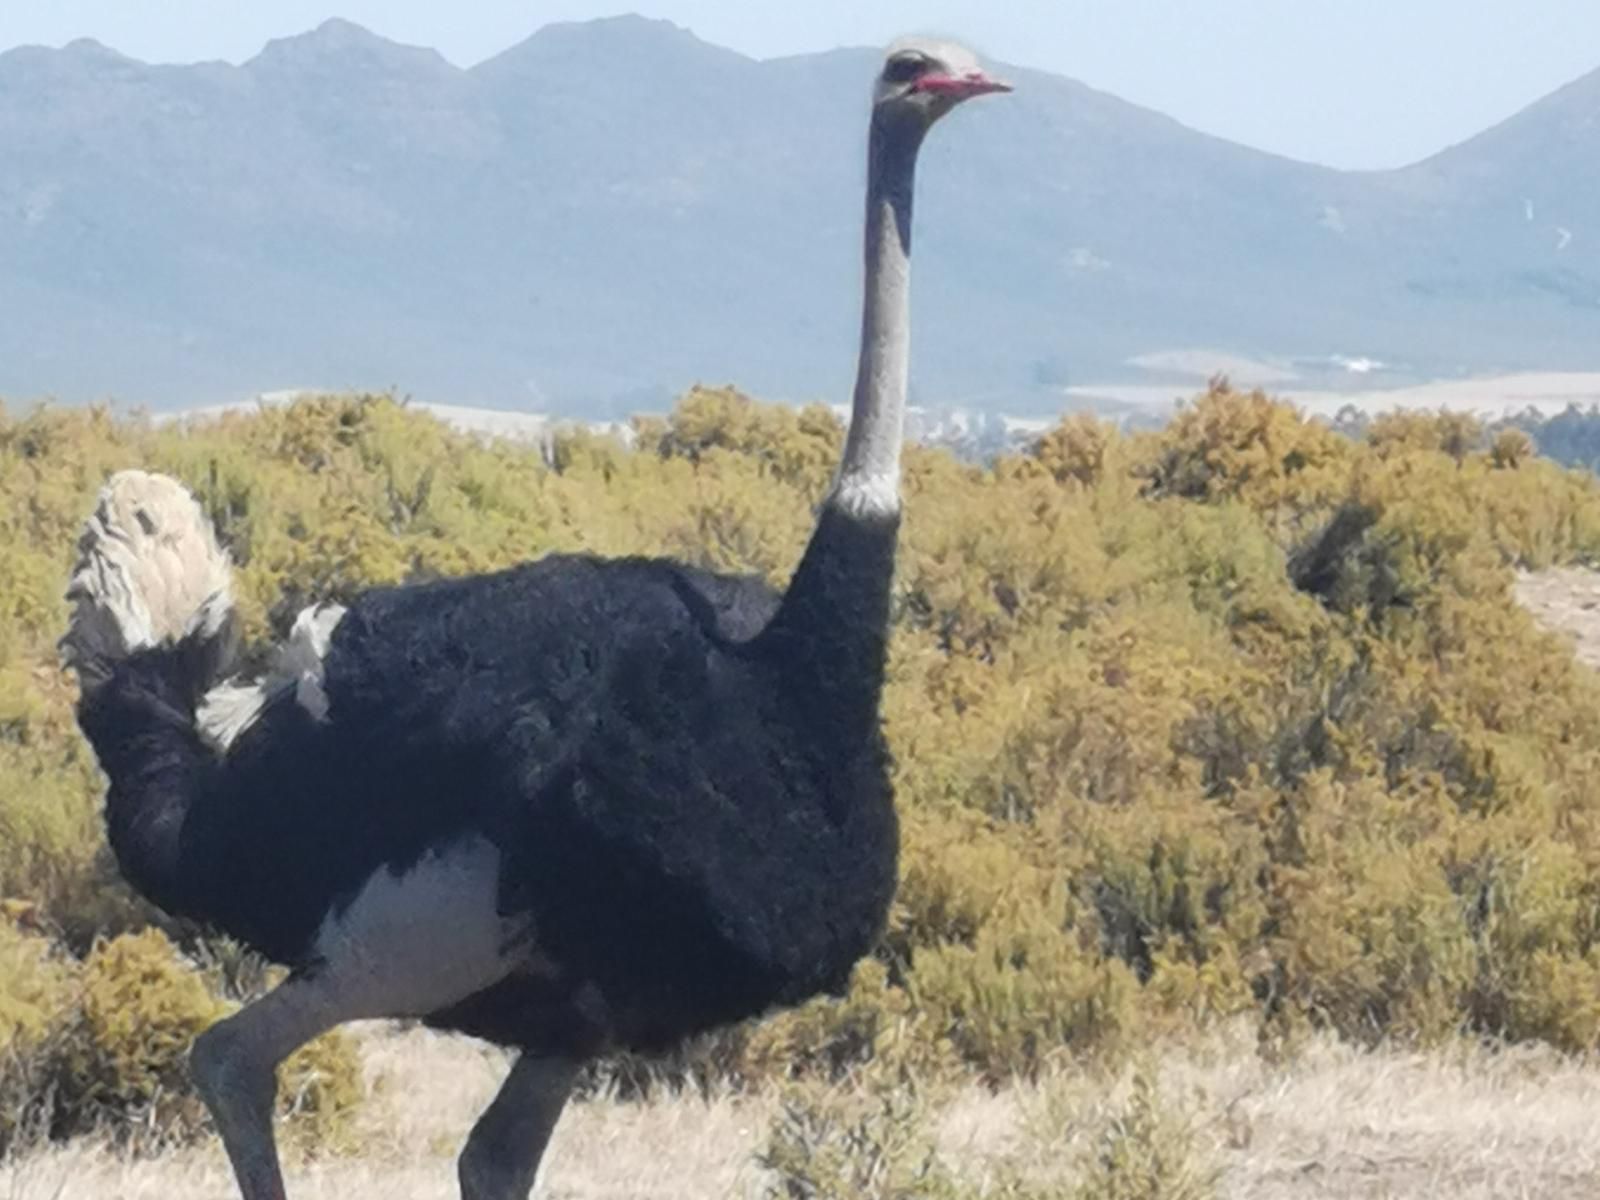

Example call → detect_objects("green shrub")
0 911 76 1155
52 927 230 1145
760 1075 960 1200
0 927 362 1155
1068 1068 1220 1200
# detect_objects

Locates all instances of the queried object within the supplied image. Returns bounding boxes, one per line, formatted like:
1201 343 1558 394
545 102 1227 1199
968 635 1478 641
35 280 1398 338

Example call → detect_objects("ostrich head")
873 37 1012 126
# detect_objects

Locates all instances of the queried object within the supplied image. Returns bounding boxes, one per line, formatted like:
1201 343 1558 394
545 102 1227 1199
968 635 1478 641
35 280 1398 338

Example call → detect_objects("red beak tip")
916 72 1014 99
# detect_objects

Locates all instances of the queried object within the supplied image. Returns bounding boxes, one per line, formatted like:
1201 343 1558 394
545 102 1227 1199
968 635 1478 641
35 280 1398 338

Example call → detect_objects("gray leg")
191 973 357 1200
191 956 523 1200
458 1054 581 1200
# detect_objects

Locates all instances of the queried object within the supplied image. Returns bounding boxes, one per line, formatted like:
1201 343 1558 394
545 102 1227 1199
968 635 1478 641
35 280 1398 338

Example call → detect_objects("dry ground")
1514 567 1600 670
5 1025 1600 1199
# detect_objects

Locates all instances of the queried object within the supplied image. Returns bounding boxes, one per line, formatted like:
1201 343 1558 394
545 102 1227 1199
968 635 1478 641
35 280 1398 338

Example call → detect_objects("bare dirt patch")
1515 566 1600 669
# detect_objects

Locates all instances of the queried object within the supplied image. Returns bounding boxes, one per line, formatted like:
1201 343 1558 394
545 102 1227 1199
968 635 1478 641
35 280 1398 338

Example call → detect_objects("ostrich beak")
915 70 1013 100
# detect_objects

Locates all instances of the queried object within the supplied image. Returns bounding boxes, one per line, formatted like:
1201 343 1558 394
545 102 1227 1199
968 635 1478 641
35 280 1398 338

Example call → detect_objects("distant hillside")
0 16 1596 414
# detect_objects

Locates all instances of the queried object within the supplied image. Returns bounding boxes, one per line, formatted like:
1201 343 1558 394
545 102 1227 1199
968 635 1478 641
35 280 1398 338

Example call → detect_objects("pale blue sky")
5 2 1598 169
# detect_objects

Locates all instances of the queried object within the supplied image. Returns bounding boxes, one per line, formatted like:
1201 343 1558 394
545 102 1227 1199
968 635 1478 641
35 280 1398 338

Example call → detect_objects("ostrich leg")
191 972 364 1200
458 1054 581 1200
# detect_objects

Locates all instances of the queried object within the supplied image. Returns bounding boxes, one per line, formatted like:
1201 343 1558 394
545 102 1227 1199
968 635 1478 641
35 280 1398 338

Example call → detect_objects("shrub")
760 1074 960 1200
1068 1068 1220 1200
0 927 362 1155
51 928 231 1145
0 912 76 1155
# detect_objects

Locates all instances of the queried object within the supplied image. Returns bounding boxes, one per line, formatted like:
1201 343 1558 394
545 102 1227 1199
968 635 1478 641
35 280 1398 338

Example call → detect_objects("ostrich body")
62 40 1008 1200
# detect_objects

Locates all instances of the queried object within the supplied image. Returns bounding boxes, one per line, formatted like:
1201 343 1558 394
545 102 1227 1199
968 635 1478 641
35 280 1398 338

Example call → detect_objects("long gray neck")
826 109 924 520
754 107 924 731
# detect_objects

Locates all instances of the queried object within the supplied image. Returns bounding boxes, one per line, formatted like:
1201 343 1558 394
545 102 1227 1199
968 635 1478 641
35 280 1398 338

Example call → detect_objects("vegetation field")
6 384 1600 1195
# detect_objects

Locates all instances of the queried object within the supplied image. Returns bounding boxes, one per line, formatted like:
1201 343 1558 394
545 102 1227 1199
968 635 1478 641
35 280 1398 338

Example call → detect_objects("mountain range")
1 16 1596 416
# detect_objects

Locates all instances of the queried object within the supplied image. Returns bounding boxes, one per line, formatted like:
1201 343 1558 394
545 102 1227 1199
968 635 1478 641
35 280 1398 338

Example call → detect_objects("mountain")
0 16 1595 415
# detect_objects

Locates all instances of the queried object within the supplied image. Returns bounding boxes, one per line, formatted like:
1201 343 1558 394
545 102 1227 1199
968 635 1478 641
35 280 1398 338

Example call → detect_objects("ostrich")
59 38 1009 1200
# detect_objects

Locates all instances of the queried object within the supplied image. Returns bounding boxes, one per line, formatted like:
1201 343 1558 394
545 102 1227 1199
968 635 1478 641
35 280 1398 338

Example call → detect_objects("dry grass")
0 1025 763 1200
1209 1039 1600 1199
1026 1036 1600 1199
5 1025 1600 1198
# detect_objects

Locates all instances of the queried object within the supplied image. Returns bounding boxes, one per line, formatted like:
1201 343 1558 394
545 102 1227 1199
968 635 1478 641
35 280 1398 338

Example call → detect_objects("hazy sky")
5 2 1598 169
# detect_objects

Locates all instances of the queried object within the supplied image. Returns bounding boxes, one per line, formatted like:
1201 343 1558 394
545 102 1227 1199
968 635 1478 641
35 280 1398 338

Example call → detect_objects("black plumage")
80 516 899 1056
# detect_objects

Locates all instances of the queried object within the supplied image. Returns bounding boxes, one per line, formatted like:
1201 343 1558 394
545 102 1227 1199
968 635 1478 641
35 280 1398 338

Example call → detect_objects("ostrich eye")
883 54 932 85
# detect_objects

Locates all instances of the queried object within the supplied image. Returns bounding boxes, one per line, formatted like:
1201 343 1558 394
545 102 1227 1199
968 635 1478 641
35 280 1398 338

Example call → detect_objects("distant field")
6 1025 1600 1199
1068 370 1600 423
134 369 1600 459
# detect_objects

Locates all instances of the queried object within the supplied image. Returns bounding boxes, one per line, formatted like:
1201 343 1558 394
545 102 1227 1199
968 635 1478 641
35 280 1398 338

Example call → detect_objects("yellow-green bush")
760 1074 961 1200
11 383 1600 1115
758 1062 1219 1200
0 911 76 1154
0 925 361 1155
1067 1068 1220 1200
54 928 229 1144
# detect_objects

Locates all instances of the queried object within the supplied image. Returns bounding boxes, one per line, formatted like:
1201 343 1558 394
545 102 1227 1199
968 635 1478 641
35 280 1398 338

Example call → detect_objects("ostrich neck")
79 667 212 917
828 111 923 519
756 110 924 740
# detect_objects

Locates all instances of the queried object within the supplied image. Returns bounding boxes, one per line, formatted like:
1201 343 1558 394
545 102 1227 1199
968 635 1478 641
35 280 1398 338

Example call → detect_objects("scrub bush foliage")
0 918 360 1155
760 1075 962 1200
757 1057 1218 1200
1066 1067 1220 1200
8 380 1600 1140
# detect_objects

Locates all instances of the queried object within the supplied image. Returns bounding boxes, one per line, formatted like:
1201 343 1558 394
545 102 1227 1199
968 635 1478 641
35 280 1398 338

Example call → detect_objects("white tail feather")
195 603 346 751
61 470 234 686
